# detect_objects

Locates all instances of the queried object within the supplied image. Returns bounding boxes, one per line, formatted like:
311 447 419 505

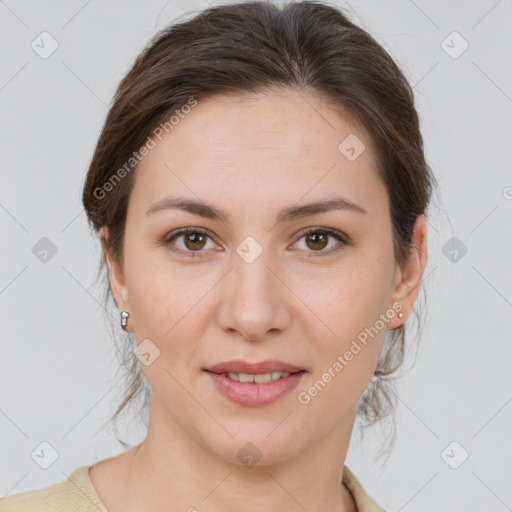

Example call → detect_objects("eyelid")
296 227 349 244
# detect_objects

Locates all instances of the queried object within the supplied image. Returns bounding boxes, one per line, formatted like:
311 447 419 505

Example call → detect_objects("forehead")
132 88 387 218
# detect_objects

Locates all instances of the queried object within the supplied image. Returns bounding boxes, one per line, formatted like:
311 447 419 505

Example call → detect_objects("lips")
204 359 307 406
205 359 305 375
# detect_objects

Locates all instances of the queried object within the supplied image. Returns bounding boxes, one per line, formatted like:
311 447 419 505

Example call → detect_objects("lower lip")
205 370 306 406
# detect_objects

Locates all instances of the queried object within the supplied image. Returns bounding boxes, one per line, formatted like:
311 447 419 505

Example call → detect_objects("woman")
2 1 435 510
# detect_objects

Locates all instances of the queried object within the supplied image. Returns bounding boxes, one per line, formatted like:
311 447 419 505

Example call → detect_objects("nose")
216 248 291 341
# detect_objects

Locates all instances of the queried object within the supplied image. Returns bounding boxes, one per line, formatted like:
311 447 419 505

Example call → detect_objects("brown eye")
164 228 216 257
183 231 207 250
305 231 329 251
294 228 347 256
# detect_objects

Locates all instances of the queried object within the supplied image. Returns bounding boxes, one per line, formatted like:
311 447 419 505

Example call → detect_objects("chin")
197 423 306 468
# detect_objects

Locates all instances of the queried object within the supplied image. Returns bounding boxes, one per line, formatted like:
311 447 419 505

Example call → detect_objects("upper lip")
205 359 305 375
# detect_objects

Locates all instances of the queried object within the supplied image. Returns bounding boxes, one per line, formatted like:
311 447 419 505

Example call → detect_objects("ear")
387 214 428 328
99 227 132 330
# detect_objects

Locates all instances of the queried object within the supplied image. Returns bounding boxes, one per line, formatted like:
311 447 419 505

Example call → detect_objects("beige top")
0 465 386 511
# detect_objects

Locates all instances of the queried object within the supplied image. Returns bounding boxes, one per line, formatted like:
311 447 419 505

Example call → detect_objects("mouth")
205 359 306 375
206 369 306 384
204 360 307 406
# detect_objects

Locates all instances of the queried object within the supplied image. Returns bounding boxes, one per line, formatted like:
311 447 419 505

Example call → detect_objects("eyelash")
163 227 348 259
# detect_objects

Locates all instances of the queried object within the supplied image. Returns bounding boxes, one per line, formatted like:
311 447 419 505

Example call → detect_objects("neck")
118 399 358 512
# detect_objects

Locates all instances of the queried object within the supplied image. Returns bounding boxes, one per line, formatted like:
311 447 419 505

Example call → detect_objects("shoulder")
343 465 387 512
0 466 107 512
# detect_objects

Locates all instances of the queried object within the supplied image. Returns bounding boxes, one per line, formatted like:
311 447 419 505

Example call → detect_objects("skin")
90 88 427 512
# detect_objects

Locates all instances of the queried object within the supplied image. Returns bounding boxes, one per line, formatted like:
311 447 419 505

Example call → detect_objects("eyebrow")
146 195 367 223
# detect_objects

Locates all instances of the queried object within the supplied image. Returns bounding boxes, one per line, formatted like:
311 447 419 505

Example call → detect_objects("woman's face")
106 89 426 465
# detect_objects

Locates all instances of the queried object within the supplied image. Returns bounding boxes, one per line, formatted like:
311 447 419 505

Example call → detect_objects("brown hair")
83 0 437 460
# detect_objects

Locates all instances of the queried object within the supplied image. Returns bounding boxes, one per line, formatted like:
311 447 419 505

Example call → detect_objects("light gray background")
1 1 511 511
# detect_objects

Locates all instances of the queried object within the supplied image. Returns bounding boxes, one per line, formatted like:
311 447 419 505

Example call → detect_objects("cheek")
297 257 392 337
295 274 388 416
126 264 209 410
291 259 391 396
126 256 217 363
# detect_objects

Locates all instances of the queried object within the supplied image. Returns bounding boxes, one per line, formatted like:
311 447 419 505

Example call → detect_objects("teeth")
224 371 291 383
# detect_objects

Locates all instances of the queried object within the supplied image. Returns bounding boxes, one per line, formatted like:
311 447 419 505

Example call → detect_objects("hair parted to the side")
82 0 437 462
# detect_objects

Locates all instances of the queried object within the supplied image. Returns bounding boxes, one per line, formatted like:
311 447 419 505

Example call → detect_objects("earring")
398 312 404 319
120 311 130 331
